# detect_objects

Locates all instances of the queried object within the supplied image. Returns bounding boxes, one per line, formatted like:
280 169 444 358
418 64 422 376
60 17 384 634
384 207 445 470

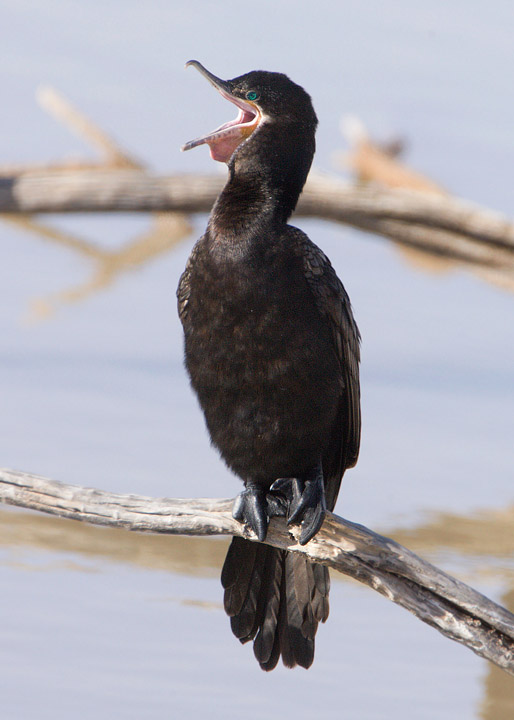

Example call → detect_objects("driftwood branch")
1 88 513 291
1 467 513 675
1 170 513 288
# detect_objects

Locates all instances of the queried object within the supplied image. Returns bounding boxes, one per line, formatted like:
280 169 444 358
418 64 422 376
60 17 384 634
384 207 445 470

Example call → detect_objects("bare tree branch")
1 466 513 674
1 169 513 286
1 85 513 291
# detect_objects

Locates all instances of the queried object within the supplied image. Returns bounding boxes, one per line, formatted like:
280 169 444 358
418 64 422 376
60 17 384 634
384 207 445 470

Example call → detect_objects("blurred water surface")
0 1 513 718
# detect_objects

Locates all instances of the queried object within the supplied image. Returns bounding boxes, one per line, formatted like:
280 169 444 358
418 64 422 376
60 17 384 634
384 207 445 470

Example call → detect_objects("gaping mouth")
181 60 261 163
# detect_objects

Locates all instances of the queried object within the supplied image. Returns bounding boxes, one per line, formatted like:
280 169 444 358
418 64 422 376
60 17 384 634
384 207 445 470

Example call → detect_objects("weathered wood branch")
1 170 513 286
1 467 513 674
1 89 513 291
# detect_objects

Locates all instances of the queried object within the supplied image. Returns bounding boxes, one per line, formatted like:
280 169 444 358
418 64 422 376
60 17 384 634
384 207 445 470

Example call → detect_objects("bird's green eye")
246 91 259 101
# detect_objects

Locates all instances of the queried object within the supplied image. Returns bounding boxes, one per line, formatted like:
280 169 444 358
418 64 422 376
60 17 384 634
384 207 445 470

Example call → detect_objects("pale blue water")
0 1 513 718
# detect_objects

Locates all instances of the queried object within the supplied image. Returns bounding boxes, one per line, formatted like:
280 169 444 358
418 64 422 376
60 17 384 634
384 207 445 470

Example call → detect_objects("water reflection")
392 510 514 720
481 590 514 720
392 507 514 580
3 505 513 578
2 503 512 715
4 212 191 320
1 86 193 320
0 507 227 577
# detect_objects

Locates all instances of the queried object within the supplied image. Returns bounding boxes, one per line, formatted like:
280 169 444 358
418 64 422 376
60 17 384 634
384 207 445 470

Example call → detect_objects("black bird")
178 61 361 670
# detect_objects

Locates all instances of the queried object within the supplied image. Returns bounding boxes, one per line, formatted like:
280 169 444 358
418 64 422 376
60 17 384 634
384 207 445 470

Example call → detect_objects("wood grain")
1 466 513 674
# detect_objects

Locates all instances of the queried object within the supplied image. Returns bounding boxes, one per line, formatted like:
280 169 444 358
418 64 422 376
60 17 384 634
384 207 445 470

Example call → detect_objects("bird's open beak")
181 60 261 163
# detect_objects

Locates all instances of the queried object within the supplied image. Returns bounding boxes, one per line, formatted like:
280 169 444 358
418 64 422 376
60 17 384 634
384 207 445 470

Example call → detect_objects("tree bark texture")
1 467 513 675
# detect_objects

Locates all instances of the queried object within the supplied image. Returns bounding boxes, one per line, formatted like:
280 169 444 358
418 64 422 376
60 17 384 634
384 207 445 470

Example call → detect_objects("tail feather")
277 566 296 668
309 561 330 622
221 536 259 617
282 552 315 668
253 548 282 664
291 553 317 640
229 545 267 641
312 560 330 599
221 537 329 671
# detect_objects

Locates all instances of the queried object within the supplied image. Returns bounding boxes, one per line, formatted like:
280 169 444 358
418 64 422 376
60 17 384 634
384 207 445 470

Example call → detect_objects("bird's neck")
208 123 314 243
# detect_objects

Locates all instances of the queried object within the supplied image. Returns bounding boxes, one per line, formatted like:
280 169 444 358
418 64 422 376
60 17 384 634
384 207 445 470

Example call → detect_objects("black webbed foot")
233 484 288 542
233 485 269 541
265 492 288 518
270 465 326 545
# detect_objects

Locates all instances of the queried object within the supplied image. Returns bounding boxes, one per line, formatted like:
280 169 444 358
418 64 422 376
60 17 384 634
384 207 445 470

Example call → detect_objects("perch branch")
1 467 513 674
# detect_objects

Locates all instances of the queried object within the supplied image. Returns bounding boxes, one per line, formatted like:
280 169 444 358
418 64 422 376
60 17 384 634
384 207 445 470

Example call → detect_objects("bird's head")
181 60 317 164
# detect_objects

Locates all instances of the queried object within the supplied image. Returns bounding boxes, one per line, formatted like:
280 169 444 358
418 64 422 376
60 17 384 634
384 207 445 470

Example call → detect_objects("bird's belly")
183 273 341 484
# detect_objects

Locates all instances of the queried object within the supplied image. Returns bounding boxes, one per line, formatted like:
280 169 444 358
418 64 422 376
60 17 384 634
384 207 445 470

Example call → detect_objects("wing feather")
290 228 361 510
177 239 202 324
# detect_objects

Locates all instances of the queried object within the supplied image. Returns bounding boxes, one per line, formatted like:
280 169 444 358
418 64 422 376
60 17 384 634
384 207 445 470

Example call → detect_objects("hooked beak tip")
185 59 201 72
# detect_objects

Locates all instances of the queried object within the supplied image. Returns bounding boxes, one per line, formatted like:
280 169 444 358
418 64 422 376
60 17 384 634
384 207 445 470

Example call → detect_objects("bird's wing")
291 228 361 510
177 239 201 324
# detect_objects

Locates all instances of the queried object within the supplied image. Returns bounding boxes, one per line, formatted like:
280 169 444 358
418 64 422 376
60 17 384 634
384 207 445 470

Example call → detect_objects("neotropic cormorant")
178 61 361 670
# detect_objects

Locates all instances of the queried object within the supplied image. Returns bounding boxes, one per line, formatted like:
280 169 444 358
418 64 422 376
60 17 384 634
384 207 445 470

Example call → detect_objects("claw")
298 502 326 545
233 486 268 541
232 467 326 545
275 466 326 545
284 478 307 525
269 477 294 500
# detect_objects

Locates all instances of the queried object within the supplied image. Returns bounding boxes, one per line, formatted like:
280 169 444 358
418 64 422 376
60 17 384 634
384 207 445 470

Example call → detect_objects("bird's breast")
180 239 342 481
182 240 341 404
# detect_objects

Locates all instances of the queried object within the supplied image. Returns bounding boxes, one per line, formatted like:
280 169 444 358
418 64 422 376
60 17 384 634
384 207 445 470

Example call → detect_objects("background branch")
1 87 192 318
2 170 513 288
1 88 513 293
1 466 513 675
